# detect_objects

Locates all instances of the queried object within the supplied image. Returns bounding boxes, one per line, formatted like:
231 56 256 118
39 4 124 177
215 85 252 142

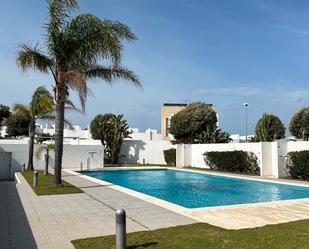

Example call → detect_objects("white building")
128 128 162 141
230 134 255 143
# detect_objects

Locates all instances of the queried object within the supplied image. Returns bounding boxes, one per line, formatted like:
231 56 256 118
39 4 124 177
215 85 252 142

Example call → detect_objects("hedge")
286 151 309 179
204 150 259 174
164 149 176 166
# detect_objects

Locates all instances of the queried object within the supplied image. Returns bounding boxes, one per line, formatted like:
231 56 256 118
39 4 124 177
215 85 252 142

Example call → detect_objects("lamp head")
243 103 248 107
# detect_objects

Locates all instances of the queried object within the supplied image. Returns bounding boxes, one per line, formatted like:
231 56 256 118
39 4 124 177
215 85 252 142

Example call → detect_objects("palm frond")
42 112 74 130
64 97 83 114
16 43 54 73
35 146 45 159
64 70 88 112
30 86 53 118
63 14 137 67
101 19 137 41
64 118 74 129
36 143 55 158
46 143 56 150
47 0 78 57
86 65 141 88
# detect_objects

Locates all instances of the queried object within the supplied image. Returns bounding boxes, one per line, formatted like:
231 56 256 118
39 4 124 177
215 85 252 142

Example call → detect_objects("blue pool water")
82 169 309 208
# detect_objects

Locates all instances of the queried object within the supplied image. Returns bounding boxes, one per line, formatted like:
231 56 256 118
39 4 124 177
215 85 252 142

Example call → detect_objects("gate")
0 152 12 180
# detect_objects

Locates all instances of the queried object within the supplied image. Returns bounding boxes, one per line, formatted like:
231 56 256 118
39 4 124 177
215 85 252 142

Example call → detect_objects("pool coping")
64 167 309 229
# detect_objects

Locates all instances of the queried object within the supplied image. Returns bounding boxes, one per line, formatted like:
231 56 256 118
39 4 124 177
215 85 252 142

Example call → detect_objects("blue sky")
1 0 309 135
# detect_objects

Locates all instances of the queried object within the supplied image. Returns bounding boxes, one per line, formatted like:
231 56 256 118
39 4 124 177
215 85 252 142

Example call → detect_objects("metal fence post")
33 171 38 187
116 209 126 249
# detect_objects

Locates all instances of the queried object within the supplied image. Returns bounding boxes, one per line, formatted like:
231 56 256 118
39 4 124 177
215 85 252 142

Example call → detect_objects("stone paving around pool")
3 170 309 249
69 168 309 230
2 172 195 249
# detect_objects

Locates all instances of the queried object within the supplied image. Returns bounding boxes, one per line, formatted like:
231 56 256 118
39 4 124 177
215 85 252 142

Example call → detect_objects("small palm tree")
16 0 140 186
36 144 55 175
14 86 78 171
13 86 53 170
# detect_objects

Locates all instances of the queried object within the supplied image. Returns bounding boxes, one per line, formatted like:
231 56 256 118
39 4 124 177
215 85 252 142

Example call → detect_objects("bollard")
44 154 49 176
116 209 126 249
33 171 38 187
80 162 83 171
87 157 90 171
22 163 25 172
143 158 145 165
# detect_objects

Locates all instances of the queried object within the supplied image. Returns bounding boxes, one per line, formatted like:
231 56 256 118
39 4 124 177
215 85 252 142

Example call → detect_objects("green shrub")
164 149 176 166
255 113 285 142
286 151 309 179
289 107 309 141
204 151 259 174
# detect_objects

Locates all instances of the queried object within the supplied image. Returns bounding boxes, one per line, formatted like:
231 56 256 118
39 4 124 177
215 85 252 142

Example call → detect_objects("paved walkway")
5 170 309 248
3 172 195 249
0 181 36 249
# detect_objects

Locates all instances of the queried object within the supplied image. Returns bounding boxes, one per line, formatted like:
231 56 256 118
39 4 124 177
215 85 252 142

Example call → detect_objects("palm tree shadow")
127 242 158 249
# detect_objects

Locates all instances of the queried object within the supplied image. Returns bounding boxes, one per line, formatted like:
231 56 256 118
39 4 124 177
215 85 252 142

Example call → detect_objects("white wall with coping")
118 140 173 164
176 144 184 167
177 141 309 178
177 142 262 168
260 142 274 177
0 142 103 178
176 142 277 177
276 141 309 177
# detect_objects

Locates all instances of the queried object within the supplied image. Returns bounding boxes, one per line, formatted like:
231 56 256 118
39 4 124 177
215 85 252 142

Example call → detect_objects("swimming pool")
82 169 309 208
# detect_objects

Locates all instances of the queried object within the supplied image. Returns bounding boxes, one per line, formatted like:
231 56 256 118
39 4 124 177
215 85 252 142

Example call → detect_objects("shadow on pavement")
0 180 38 249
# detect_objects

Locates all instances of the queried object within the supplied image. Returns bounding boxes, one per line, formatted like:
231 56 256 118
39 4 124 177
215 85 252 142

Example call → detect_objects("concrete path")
3 172 195 249
0 181 36 249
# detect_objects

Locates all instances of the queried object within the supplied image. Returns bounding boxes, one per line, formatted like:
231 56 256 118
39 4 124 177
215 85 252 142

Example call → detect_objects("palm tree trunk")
27 120 35 171
53 100 65 186
44 150 49 176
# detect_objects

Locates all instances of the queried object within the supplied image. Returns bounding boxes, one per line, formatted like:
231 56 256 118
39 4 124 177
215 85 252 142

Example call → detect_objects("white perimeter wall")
277 141 309 177
177 141 309 178
0 142 103 178
177 143 262 168
118 140 173 164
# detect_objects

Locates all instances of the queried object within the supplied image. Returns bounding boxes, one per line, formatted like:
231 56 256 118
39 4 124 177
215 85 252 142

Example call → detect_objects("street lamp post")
244 103 248 143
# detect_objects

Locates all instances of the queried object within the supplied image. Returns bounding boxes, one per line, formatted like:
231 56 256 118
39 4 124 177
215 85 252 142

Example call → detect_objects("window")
166 117 169 137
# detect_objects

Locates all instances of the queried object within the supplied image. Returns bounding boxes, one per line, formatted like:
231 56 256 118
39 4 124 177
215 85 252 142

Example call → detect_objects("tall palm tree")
16 0 140 186
13 86 53 171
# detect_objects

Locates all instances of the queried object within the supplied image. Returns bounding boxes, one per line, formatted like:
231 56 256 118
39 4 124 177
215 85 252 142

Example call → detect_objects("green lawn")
72 220 309 249
21 170 83 195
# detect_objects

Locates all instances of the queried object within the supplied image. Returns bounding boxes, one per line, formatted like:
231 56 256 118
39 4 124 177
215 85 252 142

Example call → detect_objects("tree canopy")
255 113 285 142
169 102 218 143
289 107 309 141
5 111 30 137
0 104 11 126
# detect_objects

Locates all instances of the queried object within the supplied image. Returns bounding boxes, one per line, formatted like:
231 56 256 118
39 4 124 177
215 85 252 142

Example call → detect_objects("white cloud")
196 85 309 101
196 85 264 96
260 22 309 35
